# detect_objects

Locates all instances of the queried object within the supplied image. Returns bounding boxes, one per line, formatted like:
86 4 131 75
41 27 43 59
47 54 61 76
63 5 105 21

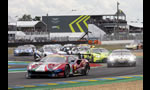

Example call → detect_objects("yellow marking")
69 15 84 32
83 16 90 28
23 85 36 87
8 66 11 68
43 83 58 85
118 76 132 78
102 78 116 80
8 88 12 89
87 80 98 81
76 15 89 32
79 79 97 81
133 75 143 77
63 81 78 83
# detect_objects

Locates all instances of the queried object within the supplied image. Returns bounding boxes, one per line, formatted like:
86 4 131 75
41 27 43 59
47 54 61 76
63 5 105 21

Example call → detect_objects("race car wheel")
129 62 136 67
64 65 70 78
25 72 33 79
136 46 139 50
44 54 47 57
102 58 107 63
107 63 113 68
90 55 94 63
81 64 90 75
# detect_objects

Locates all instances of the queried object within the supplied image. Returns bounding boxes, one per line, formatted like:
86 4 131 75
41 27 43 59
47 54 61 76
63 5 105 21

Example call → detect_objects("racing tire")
129 62 136 67
25 72 33 79
44 54 47 57
107 63 113 68
102 58 107 63
64 65 70 78
136 46 139 50
34 54 37 60
90 55 94 63
81 64 90 76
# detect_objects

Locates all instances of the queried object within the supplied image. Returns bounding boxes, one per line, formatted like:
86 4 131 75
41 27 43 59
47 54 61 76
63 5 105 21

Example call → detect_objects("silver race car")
107 49 136 67
14 45 36 56
34 45 66 61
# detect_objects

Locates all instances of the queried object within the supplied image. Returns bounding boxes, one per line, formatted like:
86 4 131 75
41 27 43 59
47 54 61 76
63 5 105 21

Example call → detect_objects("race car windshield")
111 51 131 55
18 46 32 49
80 46 89 49
41 56 66 63
100 49 108 53
44 48 57 53
92 49 100 53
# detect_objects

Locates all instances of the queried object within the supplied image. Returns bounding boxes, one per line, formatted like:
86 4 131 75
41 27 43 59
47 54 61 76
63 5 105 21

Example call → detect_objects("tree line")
18 14 41 21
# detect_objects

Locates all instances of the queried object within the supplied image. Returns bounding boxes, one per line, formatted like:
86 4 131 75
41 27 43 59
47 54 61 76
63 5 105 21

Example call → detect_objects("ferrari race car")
84 48 109 63
26 54 90 78
14 45 36 56
107 49 136 67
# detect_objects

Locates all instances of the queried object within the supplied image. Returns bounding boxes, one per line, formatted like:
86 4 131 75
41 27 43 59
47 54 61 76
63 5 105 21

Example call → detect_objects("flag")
115 9 126 16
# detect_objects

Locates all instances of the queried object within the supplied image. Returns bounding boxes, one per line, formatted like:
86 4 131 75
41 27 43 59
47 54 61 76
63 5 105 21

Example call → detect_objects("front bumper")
14 52 33 56
107 60 136 66
27 70 64 77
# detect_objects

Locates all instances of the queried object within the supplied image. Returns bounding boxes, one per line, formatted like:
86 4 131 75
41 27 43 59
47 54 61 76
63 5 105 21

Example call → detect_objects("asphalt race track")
8 50 143 87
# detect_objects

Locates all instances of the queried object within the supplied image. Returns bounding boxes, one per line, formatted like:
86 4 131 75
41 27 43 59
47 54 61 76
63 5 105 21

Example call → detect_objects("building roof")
16 21 40 27
128 22 143 28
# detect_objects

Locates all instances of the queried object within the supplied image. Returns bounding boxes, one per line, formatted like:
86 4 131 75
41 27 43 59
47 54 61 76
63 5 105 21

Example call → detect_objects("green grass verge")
11 77 143 90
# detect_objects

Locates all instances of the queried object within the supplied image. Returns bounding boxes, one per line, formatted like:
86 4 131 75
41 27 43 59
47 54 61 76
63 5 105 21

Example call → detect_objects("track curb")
8 75 143 90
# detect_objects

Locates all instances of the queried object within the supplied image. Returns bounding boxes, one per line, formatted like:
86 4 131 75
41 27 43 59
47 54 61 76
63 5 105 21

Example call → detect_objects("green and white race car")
84 48 110 63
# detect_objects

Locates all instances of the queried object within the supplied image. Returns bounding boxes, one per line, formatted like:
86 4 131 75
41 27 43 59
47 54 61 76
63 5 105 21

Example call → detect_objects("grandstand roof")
128 22 143 28
46 9 115 16
17 21 42 27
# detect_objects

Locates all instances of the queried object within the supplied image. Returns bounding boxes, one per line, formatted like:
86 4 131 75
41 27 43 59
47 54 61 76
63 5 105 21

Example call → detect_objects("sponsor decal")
51 18 60 23
52 25 60 29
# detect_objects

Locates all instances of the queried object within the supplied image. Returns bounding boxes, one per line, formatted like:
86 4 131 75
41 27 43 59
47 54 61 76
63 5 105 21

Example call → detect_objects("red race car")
26 54 90 78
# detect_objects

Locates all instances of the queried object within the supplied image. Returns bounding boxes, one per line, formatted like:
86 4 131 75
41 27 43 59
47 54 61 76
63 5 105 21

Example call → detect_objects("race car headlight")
14 50 19 53
28 50 33 52
95 55 100 58
28 65 32 70
129 57 136 61
108 57 115 62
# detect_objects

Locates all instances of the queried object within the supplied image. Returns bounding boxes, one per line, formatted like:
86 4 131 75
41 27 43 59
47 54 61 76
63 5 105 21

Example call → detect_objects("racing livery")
84 48 109 63
107 49 136 67
125 41 143 50
14 45 36 56
26 54 90 78
34 45 66 61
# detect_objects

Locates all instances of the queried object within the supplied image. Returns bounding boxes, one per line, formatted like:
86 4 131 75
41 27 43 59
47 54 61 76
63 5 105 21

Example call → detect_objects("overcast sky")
8 0 143 22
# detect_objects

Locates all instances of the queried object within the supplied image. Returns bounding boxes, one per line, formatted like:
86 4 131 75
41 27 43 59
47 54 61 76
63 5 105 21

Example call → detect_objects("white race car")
125 43 139 49
14 44 36 56
107 49 136 67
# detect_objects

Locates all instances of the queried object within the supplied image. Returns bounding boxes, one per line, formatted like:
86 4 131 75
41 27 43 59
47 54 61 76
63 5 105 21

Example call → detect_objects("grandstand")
8 9 143 43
